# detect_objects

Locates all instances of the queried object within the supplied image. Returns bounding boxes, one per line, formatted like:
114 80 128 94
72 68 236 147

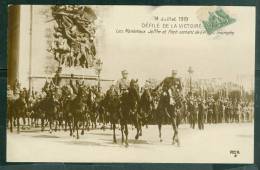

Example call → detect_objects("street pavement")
7 123 254 163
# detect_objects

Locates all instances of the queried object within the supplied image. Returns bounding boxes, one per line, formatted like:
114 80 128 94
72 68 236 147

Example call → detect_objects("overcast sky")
94 6 255 89
19 5 255 90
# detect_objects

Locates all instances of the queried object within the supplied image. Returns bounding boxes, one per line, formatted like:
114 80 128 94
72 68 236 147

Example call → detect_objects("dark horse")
104 85 121 143
70 86 88 139
138 88 154 132
156 88 182 146
13 91 28 133
39 87 60 133
60 85 74 134
120 79 140 147
7 88 15 132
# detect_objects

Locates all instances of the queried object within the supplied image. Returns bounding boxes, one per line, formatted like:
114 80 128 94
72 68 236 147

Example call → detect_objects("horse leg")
13 115 16 127
49 116 53 134
57 117 61 131
57 118 60 131
54 118 58 132
36 116 39 127
91 119 94 129
34 116 38 128
139 121 142 137
158 123 162 142
41 117 44 131
83 118 86 134
22 115 26 130
121 124 124 144
72 117 76 133
61 117 64 130
81 118 85 135
69 118 73 136
113 123 117 143
27 115 30 128
125 124 129 147
172 117 180 146
76 119 79 139
102 115 106 131
134 116 140 140
10 115 13 132
86 116 90 131
135 127 139 140
64 118 68 132
27 112 32 128
17 115 20 134
31 115 34 127
94 117 97 129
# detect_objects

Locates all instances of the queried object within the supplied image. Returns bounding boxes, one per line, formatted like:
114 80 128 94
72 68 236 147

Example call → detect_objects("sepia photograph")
7 5 255 163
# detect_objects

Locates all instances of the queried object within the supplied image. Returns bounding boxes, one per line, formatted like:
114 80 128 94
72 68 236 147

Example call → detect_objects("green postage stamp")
197 7 236 34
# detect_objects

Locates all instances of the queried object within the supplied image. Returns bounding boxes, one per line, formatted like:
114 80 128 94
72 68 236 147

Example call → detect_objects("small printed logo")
230 150 240 157
202 9 236 35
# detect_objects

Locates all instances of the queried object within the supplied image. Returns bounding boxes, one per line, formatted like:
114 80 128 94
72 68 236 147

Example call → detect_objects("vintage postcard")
7 5 255 163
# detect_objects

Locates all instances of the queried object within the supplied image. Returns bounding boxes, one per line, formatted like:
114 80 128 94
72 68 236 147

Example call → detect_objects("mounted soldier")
154 69 183 146
7 85 14 132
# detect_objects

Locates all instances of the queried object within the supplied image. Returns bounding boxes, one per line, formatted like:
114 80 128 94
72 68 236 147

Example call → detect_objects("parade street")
7 123 253 163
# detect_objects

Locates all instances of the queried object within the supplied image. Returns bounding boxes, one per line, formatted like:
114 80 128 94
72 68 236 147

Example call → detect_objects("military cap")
121 70 128 75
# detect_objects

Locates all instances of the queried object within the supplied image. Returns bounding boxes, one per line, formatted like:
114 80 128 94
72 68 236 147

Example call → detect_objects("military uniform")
116 78 130 94
198 100 205 130
207 98 214 123
218 100 224 123
156 76 182 92
187 97 196 129
212 100 217 124
116 70 130 94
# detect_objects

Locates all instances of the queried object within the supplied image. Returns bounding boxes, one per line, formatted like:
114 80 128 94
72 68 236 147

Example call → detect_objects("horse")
30 96 42 128
38 88 60 133
104 85 121 143
138 88 154 137
97 94 109 131
60 85 74 134
13 91 28 133
155 88 181 146
120 79 140 147
7 88 15 132
70 85 88 139
26 95 36 128
87 87 99 129
53 87 65 132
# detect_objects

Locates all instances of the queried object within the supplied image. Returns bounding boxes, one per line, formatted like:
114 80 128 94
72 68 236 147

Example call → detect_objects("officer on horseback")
155 69 182 146
115 70 131 146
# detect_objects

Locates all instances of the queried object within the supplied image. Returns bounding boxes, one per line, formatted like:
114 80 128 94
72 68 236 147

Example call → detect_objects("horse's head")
61 85 72 98
130 79 139 92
